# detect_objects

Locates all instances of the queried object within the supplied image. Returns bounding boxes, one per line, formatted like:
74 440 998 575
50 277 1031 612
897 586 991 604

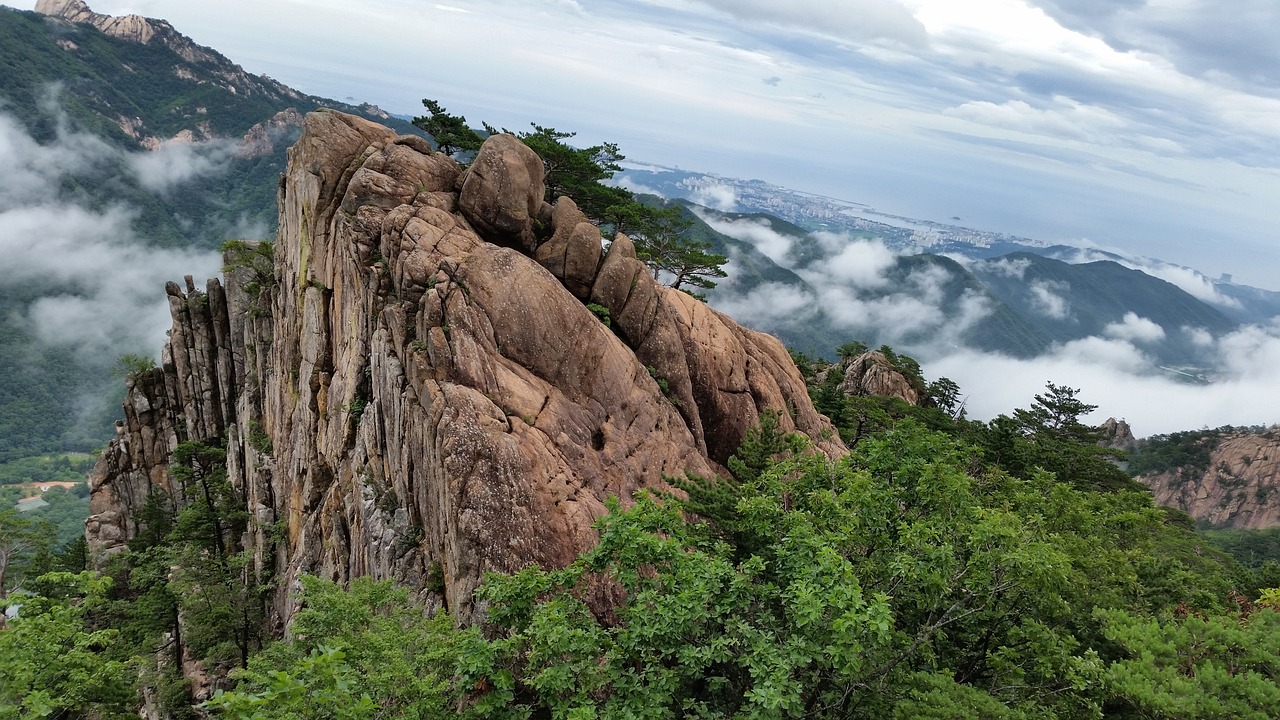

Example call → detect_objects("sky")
54 0 1280 290
5 0 1280 435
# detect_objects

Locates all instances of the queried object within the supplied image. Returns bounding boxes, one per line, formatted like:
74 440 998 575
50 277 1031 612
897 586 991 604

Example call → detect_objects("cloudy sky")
67 0 1280 290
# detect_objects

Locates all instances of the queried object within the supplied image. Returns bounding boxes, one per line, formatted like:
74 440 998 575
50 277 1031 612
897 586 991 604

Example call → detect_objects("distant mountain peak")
34 0 301 103
36 0 163 45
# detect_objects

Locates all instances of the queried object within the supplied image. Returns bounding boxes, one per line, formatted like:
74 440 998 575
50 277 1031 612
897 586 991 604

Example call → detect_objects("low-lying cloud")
1029 279 1071 320
697 213 795 264
1103 312 1166 344
128 137 240 192
707 212 1280 436
932 321 1280 436
0 105 223 361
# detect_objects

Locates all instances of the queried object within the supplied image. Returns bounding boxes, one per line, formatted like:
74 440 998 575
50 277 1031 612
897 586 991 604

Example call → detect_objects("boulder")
459 134 546 251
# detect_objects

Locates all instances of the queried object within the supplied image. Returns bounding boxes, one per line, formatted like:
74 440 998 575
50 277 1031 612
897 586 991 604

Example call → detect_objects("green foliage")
456 423 1141 718
645 365 671 396
205 646 378 720
0 452 93 486
184 406 1258 719
837 340 869 358
8 485 91 549
0 508 55 599
1202 527 1280 568
0 572 134 719
586 302 612 328
788 347 818 380
113 353 157 380
927 376 962 415
80 439 268 716
1099 607 1280 719
982 382 1135 492
412 98 484 157
206 575 462 720
247 421 273 455
1128 428 1224 476
221 239 277 296
607 199 729 297
513 123 630 221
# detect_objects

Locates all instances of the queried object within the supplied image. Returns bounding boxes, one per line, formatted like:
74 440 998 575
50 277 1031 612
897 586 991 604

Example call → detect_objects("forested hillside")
6 356 1278 719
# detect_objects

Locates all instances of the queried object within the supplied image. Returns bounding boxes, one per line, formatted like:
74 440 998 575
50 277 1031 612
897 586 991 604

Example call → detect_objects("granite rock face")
87 110 845 631
1138 430 1280 529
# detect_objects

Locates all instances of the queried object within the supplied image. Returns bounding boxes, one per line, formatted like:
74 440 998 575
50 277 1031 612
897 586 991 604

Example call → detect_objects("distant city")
621 162 1050 254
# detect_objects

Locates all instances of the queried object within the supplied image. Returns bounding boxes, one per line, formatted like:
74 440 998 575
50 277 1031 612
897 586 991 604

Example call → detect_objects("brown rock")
87 111 846 637
838 351 926 406
1138 430 1280 529
1100 417 1137 452
459 134 546 251
535 197 603 299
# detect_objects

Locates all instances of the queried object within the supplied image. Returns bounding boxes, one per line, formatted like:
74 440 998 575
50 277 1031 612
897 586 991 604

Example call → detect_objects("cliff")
86 110 844 633
1138 430 1280 529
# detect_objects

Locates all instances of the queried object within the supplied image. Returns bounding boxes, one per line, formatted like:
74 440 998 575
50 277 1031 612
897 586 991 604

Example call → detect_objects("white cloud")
945 96 1126 144
1103 312 1166 343
0 107 223 359
710 279 818 330
814 238 898 288
1029 279 1071 319
688 182 737 211
127 137 238 192
1140 263 1242 309
930 324 1280 435
978 256 1030 279
691 0 928 46
698 213 794 264
615 176 663 197
1183 326 1214 348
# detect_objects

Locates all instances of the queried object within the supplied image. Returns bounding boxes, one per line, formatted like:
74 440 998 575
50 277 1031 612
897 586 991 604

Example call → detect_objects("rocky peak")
1100 417 1137 452
836 351 927 406
39 0 169 48
87 110 844 635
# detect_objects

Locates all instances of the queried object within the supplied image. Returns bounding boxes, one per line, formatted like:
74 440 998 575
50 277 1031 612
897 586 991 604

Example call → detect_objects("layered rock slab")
88 110 844 628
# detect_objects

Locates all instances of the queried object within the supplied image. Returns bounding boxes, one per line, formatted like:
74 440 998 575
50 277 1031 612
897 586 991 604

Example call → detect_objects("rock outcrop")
87 110 844 634
1138 430 1280 529
834 351 927 406
1100 417 1137 453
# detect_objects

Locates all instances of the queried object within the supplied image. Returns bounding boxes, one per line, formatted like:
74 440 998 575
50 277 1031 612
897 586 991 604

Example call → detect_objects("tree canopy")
193 404 1277 720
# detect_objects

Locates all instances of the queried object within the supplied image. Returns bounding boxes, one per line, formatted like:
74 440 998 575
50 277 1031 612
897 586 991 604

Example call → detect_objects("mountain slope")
1134 428 1280 529
0 1 425 459
971 253 1237 365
